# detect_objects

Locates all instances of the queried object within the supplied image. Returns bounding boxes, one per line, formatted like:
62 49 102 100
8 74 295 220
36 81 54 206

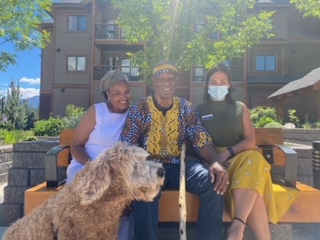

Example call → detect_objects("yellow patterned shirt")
121 96 212 163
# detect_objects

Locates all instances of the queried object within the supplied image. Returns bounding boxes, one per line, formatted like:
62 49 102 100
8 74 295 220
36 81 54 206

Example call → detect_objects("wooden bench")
25 128 320 224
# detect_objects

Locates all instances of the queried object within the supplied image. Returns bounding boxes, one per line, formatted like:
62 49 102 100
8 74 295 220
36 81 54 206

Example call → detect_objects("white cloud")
19 77 40 85
19 88 40 98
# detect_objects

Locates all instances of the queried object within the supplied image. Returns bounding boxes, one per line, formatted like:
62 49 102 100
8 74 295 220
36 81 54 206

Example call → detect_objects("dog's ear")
75 162 111 205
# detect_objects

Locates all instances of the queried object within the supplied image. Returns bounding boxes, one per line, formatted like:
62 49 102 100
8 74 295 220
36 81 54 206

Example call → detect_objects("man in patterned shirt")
120 61 229 240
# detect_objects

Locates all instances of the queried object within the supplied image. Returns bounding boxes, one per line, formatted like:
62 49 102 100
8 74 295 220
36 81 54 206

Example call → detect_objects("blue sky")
0 43 41 99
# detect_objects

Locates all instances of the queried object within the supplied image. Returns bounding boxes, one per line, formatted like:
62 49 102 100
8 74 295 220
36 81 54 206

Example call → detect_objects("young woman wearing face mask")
197 64 299 240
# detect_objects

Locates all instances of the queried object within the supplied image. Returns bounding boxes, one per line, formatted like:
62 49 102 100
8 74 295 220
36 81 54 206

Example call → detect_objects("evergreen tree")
4 80 28 130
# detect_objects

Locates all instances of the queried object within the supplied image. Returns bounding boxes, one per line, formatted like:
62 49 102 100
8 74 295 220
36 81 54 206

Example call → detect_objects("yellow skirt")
221 149 299 224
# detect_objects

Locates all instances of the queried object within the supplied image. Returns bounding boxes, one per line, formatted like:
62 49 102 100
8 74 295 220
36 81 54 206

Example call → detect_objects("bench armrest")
259 144 297 188
45 145 70 187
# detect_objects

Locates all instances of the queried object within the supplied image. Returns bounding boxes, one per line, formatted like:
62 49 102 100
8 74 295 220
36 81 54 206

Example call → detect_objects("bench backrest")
56 128 285 167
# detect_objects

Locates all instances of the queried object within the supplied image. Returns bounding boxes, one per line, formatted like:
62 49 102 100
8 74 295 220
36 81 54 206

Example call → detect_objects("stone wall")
0 140 59 225
0 145 13 183
284 129 320 146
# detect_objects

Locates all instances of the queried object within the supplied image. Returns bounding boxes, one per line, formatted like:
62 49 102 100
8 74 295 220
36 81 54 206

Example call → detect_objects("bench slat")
25 182 320 223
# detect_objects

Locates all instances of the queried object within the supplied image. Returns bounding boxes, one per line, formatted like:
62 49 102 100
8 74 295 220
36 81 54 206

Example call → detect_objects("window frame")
254 54 277 72
67 56 87 72
67 15 88 32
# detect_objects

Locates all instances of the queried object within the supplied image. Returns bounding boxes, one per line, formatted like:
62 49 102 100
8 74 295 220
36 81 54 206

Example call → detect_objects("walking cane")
179 142 187 240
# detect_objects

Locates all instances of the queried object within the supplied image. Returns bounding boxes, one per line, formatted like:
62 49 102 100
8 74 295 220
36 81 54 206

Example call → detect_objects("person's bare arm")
200 144 229 195
70 105 96 164
222 104 256 161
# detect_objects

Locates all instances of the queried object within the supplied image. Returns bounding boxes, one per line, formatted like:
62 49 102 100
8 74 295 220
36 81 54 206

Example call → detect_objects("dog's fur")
3 142 164 240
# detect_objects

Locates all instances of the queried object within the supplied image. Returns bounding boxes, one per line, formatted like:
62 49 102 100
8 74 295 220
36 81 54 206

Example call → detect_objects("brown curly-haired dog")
3 142 165 240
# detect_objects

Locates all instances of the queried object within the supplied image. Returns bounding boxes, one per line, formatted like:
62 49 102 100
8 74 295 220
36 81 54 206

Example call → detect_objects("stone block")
58 167 67 182
0 203 23 225
295 148 313 159
3 186 29 204
12 152 46 168
29 168 45 186
7 168 30 186
29 167 67 186
0 145 13 154
0 172 8 183
0 154 8 164
13 141 58 152
297 159 313 175
0 162 12 174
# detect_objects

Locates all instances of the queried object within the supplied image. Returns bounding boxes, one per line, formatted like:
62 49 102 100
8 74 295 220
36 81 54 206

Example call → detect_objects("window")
67 56 86 72
194 66 206 82
68 16 87 32
121 59 139 80
255 55 276 72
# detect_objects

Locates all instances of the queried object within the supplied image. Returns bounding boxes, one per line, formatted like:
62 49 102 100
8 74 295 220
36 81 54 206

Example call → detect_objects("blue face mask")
208 86 229 101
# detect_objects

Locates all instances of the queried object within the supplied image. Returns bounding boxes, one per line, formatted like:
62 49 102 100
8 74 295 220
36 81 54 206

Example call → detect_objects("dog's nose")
157 167 165 177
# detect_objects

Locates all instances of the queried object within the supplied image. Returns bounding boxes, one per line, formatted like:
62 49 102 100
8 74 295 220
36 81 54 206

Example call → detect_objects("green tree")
4 80 29 130
111 0 274 78
0 0 51 72
291 0 320 17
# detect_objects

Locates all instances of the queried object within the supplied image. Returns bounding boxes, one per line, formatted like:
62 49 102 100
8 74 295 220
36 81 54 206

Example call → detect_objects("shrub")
250 106 282 128
63 104 85 129
33 117 66 136
264 122 283 128
288 109 300 127
0 129 36 144
32 104 85 136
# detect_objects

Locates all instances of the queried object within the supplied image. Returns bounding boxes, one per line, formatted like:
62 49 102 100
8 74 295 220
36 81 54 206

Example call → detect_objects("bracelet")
227 147 235 159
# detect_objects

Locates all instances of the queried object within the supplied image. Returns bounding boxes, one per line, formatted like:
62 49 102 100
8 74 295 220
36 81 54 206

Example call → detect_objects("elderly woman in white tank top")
66 70 133 240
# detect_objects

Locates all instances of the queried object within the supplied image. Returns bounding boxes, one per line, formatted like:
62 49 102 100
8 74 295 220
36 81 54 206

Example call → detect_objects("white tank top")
69 102 127 167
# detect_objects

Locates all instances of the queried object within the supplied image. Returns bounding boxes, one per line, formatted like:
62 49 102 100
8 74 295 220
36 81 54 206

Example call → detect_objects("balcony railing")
93 65 140 81
95 24 126 40
193 67 206 82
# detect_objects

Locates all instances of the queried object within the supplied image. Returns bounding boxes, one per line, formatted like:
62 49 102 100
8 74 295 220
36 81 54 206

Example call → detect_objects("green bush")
63 104 85 129
0 129 36 144
65 104 85 119
264 122 283 128
33 117 66 136
250 106 282 128
32 104 85 136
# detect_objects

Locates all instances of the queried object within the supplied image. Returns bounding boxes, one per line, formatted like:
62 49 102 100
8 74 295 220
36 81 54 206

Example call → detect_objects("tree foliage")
3 80 29 130
0 0 51 72
291 0 320 18
111 0 274 78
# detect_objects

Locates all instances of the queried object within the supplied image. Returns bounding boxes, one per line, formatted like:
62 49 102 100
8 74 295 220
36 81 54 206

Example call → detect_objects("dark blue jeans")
133 159 224 240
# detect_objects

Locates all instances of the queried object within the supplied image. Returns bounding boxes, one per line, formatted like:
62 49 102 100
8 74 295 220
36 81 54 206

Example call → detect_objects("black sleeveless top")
197 100 244 147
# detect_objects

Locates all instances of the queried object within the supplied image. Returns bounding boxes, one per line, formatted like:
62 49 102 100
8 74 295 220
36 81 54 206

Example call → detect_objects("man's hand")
209 161 229 195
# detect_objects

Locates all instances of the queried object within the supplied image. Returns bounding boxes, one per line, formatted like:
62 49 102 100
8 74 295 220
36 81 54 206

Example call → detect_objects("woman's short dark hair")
203 63 234 103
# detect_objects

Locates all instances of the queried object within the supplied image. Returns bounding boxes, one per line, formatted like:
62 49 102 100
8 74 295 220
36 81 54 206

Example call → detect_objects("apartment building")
40 0 320 122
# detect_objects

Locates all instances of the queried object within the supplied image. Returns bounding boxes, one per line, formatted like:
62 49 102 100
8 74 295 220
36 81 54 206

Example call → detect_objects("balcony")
93 65 141 81
95 24 125 40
